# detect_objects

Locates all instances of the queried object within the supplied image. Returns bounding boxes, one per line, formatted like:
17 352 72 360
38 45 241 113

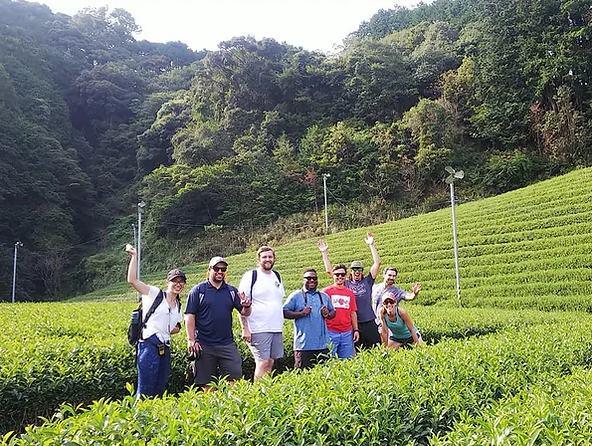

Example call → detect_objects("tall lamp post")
137 201 146 301
445 166 464 306
11 241 23 303
323 173 330 233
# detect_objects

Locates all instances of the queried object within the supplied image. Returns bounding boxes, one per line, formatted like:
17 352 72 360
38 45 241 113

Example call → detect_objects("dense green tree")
1 0 591 299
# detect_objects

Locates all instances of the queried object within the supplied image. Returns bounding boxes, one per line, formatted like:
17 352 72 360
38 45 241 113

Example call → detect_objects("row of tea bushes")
72 167 592 312
430 367 592 445
4 319 592 445
0 301 586 434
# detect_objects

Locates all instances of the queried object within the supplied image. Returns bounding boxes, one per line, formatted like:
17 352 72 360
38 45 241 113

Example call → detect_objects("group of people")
125 234 423 399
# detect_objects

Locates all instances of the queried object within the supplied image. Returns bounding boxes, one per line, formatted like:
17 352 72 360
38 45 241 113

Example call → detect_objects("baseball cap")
382 295 396 305
208 256 228 268
350 260 364 269
167 269 186 282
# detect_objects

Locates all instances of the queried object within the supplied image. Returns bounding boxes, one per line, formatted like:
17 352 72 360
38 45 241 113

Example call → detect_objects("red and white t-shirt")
322 285 357 333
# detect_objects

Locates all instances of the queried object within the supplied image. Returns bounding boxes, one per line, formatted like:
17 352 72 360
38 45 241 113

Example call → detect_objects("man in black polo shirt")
185 256 252 388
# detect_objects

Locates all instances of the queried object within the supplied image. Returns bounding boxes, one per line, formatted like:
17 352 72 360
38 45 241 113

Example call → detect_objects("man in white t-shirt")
238 246 285 380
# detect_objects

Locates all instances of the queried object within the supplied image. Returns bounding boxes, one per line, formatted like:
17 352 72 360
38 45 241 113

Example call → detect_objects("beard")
260 260 274 271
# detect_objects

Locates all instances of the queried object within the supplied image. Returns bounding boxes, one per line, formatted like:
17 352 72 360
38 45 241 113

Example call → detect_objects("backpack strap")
301 289 323 307
273 270 282 283
140 289 164 339
250 269 257 298
250 269 282 297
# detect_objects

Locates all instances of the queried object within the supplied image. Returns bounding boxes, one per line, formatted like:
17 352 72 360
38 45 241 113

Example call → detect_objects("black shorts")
293 349 330 369
193 342 243 385
357 320 381 348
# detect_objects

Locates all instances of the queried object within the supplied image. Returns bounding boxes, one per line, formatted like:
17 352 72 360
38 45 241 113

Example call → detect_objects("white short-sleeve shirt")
238 269 284 333
141 285 182 343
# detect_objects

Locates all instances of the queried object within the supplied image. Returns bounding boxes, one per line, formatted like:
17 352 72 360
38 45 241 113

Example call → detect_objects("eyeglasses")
383 300 396 306
212 266 227 272
333 272 346 277
352 267 363 272
303 277 318 281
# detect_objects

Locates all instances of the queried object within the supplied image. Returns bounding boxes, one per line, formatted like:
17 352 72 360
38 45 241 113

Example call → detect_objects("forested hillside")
1 0 590 300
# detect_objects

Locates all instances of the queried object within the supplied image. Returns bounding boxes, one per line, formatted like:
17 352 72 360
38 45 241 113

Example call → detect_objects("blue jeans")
328 329 355 359
137 334 171 399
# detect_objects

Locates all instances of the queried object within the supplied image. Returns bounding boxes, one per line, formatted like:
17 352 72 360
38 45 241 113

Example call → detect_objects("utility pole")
323 173 330 233
445 167 464 306
11 241 23 303
137 201 146 301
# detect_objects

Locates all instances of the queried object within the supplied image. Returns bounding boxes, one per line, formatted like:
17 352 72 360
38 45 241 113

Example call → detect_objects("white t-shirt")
238 269 285 333
141 285 182 343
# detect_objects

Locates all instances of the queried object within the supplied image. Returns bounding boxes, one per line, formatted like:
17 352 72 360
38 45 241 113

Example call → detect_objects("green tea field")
2 167 592 444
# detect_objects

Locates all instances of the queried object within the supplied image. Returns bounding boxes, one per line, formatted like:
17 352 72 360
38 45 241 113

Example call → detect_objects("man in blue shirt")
283 269 336 369
185 256 252 387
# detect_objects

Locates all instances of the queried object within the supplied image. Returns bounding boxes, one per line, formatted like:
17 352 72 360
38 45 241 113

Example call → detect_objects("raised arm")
366 232 381 279
317 240 334 277
403 282 422 302
125 244 150 296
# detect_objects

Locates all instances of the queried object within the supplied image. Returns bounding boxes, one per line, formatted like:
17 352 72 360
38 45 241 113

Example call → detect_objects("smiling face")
209 262 227 284
303 273 318 291
258 250 275 271
383 297 397 315
351 267 363 281
333 267 347 286
384 269 397 287
167 277 186 294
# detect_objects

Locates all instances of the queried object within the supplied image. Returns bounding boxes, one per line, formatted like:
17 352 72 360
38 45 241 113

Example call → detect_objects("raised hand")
317 239 328 252
239 291 251 308
125 244 137 255
412 282 422 295
365 232 375 245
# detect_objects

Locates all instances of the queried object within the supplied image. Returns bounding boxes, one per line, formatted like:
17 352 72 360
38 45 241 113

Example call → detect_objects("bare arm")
185 313 201 354
366 232 381 280
283 307 311 319
351 311 359 343
240 314 251 343
399 307 421 344
380 309 388 346
403 282 422 301
317 240 334 277
125 244 150 296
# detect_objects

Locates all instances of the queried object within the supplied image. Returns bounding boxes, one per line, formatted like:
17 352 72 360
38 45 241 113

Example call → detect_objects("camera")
188 350 201 361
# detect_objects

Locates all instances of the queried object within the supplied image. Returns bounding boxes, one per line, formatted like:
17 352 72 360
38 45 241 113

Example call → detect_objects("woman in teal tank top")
379 293 422 349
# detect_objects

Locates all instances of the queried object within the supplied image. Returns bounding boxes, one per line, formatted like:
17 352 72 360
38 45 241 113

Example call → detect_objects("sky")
36 0 420 53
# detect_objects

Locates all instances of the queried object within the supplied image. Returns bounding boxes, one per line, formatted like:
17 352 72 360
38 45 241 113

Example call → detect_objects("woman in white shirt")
126 244 185 399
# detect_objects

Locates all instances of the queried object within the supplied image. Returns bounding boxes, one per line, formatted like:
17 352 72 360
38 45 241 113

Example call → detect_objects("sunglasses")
212 266 227 272
333 272 346 277
303 276 318 281
352 267 363 272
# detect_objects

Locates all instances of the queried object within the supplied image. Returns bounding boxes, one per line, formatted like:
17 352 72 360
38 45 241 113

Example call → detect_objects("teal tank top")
384 307 413 339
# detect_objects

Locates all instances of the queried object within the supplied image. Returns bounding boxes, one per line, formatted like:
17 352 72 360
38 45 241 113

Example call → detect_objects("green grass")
72 167 592 311
5 166 592 441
